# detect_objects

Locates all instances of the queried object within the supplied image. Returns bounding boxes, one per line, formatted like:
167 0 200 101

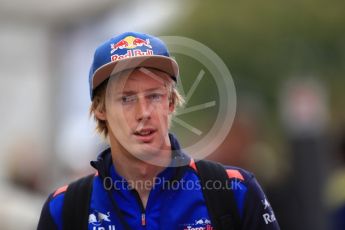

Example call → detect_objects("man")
38 32 280 229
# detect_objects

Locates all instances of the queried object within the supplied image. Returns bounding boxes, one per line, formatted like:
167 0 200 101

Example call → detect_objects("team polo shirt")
38 134 280 230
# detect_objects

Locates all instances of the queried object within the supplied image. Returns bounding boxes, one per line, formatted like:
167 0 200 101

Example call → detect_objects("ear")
169 98 175 114
94 107 107 121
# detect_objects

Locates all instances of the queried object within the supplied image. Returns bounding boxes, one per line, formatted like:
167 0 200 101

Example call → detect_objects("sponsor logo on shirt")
263 212 276 224
261 199 277 224
181 218 213 230
89 211 116 229
261 198 271 210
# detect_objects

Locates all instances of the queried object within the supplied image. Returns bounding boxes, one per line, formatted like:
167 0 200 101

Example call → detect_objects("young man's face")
103 68 174 163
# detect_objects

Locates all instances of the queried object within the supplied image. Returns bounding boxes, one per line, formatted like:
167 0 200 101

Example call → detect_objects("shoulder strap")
195 160 241 230
62 174 94 230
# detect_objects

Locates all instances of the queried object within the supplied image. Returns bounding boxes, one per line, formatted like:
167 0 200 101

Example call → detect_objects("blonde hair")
89 69 184 137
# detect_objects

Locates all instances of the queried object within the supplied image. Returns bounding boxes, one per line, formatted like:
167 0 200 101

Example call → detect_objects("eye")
148 93 163 102
121 95 137 104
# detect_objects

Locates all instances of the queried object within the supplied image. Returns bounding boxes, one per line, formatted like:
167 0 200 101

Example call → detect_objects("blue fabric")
49 167 249 230
332 204 345 230
88 32 174 99
232 181 247 218
49 194 64 230
44 135 280 230
87 165 212 230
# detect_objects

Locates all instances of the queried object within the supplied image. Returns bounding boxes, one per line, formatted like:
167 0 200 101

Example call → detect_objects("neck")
112 155 167 183
108 133 172 191
109 139 171 209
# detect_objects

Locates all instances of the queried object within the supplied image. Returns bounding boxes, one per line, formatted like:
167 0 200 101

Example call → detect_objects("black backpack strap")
195 160 241 230
62 174 94 230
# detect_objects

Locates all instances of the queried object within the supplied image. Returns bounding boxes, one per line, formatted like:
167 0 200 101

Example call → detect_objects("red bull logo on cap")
110 36 153 61
111 36 152 52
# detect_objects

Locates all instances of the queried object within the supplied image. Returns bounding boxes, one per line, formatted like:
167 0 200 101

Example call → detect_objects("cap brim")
92 55 179 90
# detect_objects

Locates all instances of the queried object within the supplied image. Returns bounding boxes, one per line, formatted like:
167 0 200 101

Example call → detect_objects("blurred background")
0 0 344 229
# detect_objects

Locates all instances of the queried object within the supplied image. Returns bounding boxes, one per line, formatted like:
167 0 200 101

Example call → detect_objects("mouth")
133 128 157 142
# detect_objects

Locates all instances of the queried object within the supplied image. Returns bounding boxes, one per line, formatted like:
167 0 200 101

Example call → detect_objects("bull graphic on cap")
111 36 152 53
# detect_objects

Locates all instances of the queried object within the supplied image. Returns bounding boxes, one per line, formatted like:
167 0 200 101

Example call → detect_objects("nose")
135 96 152 122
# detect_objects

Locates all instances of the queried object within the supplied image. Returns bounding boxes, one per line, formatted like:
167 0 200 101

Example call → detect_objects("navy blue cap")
89 32 179 99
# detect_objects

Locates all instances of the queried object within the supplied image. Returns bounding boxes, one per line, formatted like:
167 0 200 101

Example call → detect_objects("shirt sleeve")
240 176 280 230
37 194 58 230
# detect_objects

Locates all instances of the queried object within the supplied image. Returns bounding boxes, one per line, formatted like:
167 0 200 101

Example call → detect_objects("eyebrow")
119 87 166 96
120 90 136 95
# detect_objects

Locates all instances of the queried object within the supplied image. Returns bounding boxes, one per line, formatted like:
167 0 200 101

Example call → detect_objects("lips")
134 129 154 136
133 128 156 142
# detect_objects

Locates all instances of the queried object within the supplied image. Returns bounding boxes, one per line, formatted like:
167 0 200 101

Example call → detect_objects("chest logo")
181 218 213 230
89 211 111 226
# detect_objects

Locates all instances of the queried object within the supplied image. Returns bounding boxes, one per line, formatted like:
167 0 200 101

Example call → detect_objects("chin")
130 144 161 159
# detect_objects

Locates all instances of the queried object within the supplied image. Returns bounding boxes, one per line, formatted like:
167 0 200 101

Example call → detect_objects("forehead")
108 68 171 92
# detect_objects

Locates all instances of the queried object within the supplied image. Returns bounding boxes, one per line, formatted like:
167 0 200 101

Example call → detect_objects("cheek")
154 104 171 126
107 107 132 131
159 98 171 111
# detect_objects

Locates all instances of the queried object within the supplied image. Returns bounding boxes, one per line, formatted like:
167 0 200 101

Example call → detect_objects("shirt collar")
90 133 190 182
